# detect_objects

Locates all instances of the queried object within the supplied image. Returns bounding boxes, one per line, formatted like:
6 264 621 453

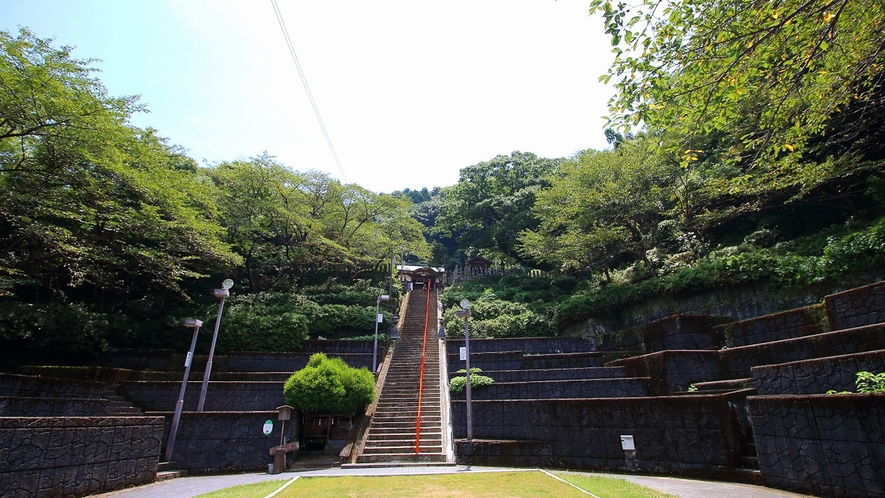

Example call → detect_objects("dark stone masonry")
0 416 163 498
749 394 885 498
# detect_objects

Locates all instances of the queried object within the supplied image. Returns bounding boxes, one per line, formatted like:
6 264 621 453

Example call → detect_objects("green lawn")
196 471 677 498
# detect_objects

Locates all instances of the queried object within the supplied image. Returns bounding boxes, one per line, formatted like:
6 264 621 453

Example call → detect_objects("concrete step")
362 445 444 454
356 453 448 464
364 438 442 448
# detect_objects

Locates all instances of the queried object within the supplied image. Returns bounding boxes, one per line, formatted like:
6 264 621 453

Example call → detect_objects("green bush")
283 353 375 414
448 368 495 393
442 291 555 339
218 294 310 352
856 371 885 394
217 291 392 350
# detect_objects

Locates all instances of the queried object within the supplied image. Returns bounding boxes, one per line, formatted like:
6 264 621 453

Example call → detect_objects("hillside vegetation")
3 0 884 363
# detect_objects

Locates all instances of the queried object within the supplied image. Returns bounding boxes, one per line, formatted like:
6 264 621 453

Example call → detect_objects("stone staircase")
356 289 450 464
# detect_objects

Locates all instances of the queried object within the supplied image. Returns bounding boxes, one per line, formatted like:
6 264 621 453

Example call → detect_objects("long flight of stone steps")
355 289 450 464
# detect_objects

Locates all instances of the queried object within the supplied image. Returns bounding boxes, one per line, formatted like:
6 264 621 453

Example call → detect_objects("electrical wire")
269 0 348 183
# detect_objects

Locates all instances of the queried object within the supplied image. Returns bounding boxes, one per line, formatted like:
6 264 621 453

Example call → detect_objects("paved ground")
93 465 816 498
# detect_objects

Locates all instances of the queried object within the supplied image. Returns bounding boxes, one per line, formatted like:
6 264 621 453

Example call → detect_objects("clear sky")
1 0 614 193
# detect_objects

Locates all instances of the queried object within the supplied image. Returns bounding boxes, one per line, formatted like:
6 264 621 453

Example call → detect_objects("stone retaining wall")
597 315 724 353
0 373 110 398
720 323 885 379
450 377 649 400
466 366 627 383
445 337 594 356
121 381 284 412
225 352 377 372
752 350 885 395
749 394 885 498
452 392 748 478
714 304 830 348
153 410 297 474
0 397 117 417
826 281 885 331
0 416 163 498
611 351 721 395
448 351 606 372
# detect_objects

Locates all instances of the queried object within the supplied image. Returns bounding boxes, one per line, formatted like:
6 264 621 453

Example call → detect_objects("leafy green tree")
521 138 678 278
436 151 560 268
0 29 239 359
591 0 885 194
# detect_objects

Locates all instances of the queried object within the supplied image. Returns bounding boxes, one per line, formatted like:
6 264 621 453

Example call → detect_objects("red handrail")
415 283 431 453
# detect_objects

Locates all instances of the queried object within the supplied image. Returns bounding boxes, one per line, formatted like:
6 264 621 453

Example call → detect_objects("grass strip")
197 470 677 498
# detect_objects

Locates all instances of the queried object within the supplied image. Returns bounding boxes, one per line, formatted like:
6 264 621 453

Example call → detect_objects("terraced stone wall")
452 392 750 479
749 394 885 498
0 416 163 498
225 351 377 372
714 304 830 348
752 350 885 395
121 380 285 412
825 281 885 330
158 411 297 473
445 337 594 355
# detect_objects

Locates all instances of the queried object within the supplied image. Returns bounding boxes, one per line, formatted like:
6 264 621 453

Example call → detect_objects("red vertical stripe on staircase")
415 283 431 454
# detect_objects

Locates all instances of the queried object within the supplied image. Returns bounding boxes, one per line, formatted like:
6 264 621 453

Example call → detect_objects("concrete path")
93 466 816 498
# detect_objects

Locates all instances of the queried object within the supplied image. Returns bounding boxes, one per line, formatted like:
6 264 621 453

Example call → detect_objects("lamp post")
372 294 390 373
197 279 233 412
390 314 400 340
455 298 472 441
165 318 202 462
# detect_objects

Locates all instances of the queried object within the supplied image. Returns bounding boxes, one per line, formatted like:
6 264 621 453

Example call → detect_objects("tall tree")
520 138 678 278
592 0 885 194
0 29 239 357
436 151 560 268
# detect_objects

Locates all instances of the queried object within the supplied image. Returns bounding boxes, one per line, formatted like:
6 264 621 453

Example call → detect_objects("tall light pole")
197 279 233 412
455 299 472 441
372 294 390 373
165 318 202 462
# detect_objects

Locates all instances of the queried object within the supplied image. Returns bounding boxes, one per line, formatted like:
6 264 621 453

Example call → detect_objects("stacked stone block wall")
445 337 594 356
225 352 377 372
0 397 117 417
595 315 724 352
470 366 627 383
752 350 885 395
714 304 830 347
826 281 885 331
611 351 721 395
0 373 110 398
158 411 297 474
720 323 885 379
0 416 163 498
450 377 648 400
749 394 885 498
121 380 285 412
94 350 176 371
452 393 747 478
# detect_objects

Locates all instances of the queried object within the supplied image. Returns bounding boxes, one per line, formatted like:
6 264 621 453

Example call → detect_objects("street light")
197 279 233 412
455 298 472 441
372 294 390 373
165 318 203 462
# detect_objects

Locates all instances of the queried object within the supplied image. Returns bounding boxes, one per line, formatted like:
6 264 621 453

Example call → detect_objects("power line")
269 0 348 183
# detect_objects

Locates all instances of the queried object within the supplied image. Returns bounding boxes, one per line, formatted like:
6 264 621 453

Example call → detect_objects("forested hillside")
0 29 427 365
3 0 884 363
436 0 885 337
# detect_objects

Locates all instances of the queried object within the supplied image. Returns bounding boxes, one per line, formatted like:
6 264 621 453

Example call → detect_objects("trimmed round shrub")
283 353 375 414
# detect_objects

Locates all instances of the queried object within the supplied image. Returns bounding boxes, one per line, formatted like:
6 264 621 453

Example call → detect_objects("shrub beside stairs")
351 289 452 465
